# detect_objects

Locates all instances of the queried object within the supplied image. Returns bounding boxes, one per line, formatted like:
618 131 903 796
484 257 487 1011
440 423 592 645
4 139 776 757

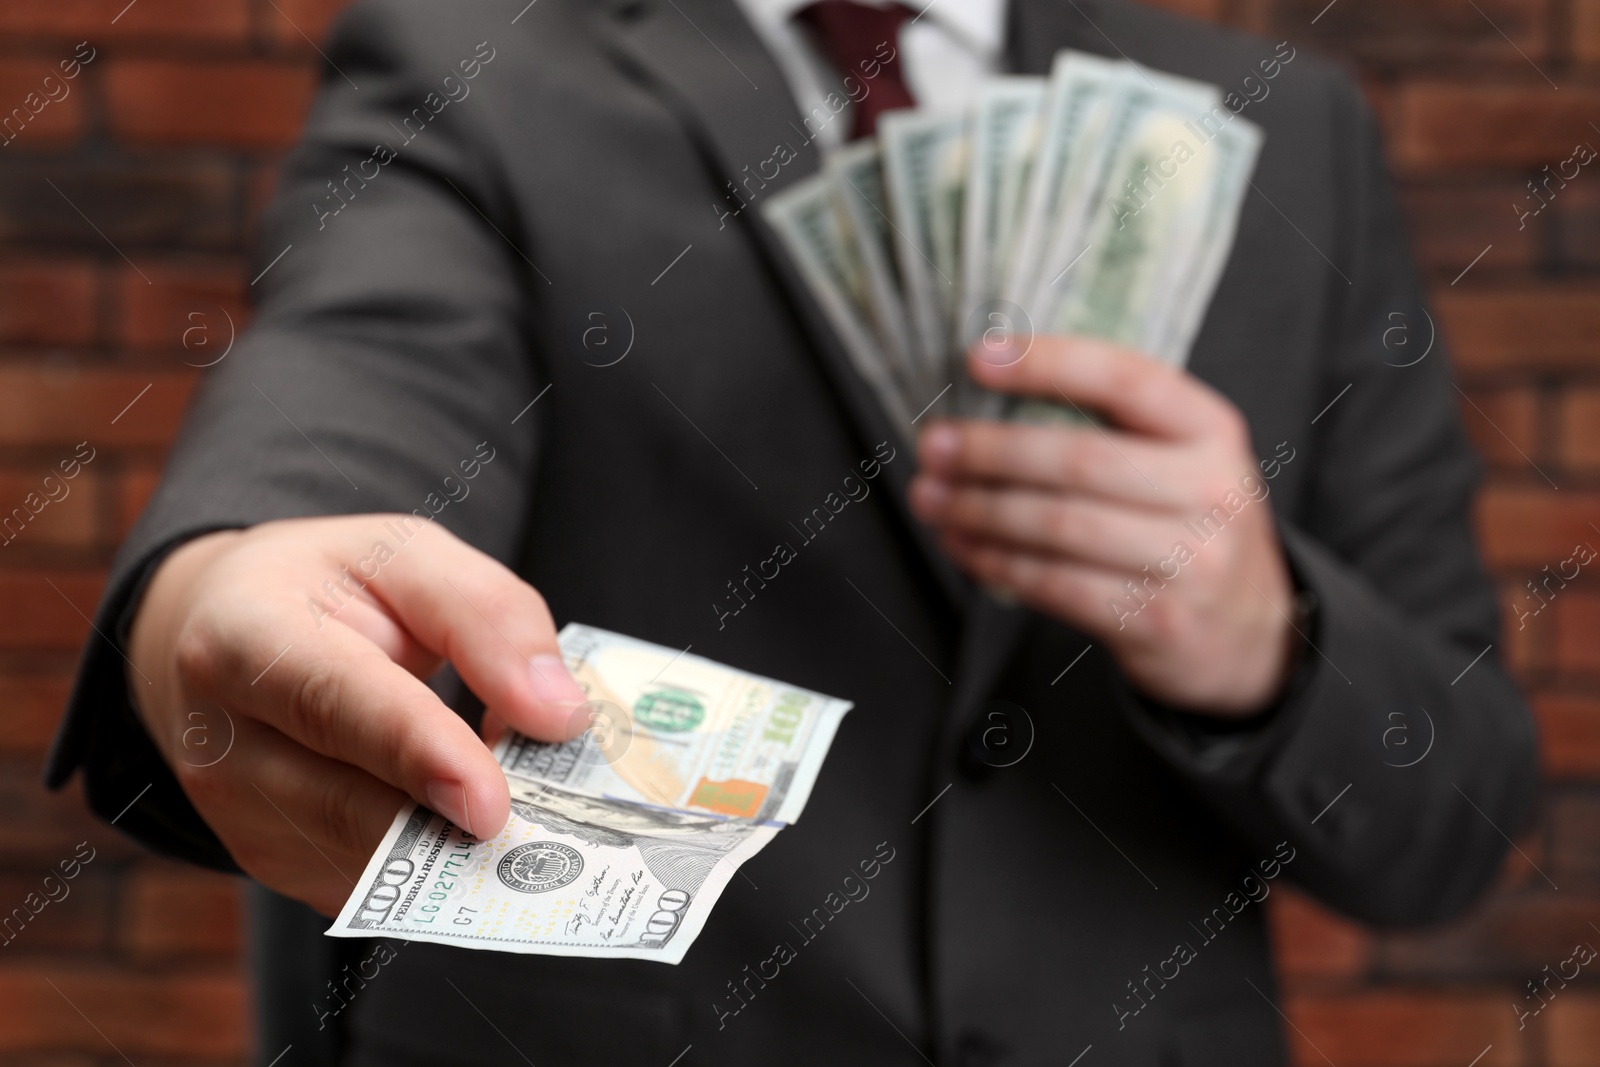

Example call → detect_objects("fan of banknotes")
331 624 852 964
764 49 1263 437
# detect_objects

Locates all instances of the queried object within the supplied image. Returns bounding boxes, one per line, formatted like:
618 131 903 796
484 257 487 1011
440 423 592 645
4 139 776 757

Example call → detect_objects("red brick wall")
0 2 334 1061
0 0 1591 1063
1218 0 1600 1063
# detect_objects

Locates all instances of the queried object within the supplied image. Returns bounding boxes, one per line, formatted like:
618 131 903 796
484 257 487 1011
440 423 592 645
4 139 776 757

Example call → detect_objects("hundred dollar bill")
1145 116 1263 363
992 63 1228 426
828 141 920 399
1029 66 1221 339
1044 110 1221 347
960 78 1044 339
965 53 1123 422
764 174 916 438
329 625 853 964
494 623 853 826
957 78 1045 417
1002 51 1123 324
328 777 779 964
880 110 968 391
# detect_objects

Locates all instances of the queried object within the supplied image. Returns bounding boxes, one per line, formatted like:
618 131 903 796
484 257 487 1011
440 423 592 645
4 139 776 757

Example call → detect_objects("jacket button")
959 699 1033 779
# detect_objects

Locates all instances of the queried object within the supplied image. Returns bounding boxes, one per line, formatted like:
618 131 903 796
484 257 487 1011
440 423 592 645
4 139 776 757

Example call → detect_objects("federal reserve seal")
633 687 705 732
497 841 583 893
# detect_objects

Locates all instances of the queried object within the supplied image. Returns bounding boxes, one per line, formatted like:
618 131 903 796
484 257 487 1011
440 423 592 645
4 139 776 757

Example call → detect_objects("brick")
1554 180 1600 271
0 159 238 251
2 1055 107 1067
1553 594 1600 675
1229 0 1274 37
0 467 102 551
115 464 161 542
263 0 356 47
1397 182 1537 276
0 60 89 149
0 870 110 952
1282 0 1545 65
1377 891 1600 978
1284 991 1520 1066
1501 581 1545 678
0 366 197 449
121 865 241 958
1549 994 1600 1067
1535 692 1600 778
1548 796 1600 895
0 671 74 757
1474 487 1598 569
1457 387 1540 471
0 0 249 42
114 260 248 353
1547 791 1600 882
1558 388 1600 472
0 260 98 347
1437 285 1600 375
1576 0 1600 64
1508 591 1566 670
0 777 142 863
0 965 245 1058
1395 83 1600 170
105 60 317 148
1269 886 1372 981
0 571 103 650
245 155 291 245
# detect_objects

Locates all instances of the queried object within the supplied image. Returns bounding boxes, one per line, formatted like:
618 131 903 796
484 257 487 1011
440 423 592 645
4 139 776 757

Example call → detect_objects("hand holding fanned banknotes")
764 49 1263 438
329 625 851 964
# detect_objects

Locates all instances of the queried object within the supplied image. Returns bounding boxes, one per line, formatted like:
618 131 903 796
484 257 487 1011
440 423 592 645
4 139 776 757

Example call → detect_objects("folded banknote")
328 624 852 964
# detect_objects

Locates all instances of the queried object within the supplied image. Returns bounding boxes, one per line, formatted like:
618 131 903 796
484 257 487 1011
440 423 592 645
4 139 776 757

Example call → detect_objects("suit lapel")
593 0 970 609
594 0 819 200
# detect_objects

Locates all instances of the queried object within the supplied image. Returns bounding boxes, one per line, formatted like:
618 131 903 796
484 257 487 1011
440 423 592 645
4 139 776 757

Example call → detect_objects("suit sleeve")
43 6 544 872
1119 71 1539 926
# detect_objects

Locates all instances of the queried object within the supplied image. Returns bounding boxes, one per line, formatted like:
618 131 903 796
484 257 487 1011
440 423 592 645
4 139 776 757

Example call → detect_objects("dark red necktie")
793 0 918 140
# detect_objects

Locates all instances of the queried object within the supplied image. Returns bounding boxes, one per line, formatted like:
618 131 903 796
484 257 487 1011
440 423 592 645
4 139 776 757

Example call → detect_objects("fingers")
322 586 441 678
919 419 1177 507
941 532 1130 639
967 334 1244 444
178 595 512 841
910 478 1183 570
178 716 405 917
355 521 587 742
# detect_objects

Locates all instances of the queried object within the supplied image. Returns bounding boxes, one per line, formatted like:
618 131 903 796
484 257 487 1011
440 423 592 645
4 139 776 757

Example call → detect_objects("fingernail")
921 423 959 467
425 778 474 837
529 654 587 711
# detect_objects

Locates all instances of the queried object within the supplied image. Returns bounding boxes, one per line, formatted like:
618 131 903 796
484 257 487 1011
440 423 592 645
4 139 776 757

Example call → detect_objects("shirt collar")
917 0 1005 56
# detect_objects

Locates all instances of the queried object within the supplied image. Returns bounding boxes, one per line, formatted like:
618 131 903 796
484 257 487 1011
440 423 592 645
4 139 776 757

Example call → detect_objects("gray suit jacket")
47 1 1537 1064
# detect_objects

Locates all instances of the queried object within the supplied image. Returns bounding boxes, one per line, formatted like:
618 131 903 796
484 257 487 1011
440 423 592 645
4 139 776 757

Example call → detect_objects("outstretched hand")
127 516 587 915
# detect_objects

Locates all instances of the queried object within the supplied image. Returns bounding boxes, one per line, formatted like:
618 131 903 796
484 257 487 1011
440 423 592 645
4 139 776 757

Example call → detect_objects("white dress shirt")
733 0 1008 150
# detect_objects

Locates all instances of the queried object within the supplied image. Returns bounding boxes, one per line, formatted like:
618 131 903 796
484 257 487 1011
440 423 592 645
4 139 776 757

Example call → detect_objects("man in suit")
47 0 1537 1064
